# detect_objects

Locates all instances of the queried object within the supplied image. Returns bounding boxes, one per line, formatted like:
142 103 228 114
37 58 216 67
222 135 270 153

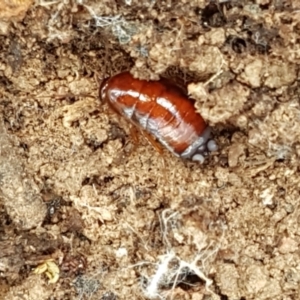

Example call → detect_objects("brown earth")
1 1 300 299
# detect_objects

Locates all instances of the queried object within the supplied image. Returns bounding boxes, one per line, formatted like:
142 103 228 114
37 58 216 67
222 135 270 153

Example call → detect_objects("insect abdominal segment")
100 72 217 162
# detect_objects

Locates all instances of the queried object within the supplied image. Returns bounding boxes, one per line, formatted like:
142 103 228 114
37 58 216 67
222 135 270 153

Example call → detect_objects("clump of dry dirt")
1 0 300 299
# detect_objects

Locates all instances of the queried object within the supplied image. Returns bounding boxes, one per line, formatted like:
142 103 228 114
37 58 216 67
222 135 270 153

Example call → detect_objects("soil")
1 1 300 300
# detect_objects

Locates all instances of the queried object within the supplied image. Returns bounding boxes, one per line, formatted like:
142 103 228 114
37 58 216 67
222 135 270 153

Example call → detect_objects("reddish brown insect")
100 72 217 162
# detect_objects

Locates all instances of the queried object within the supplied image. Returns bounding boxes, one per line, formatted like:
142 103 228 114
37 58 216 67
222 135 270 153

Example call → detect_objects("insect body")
100 72 217 162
